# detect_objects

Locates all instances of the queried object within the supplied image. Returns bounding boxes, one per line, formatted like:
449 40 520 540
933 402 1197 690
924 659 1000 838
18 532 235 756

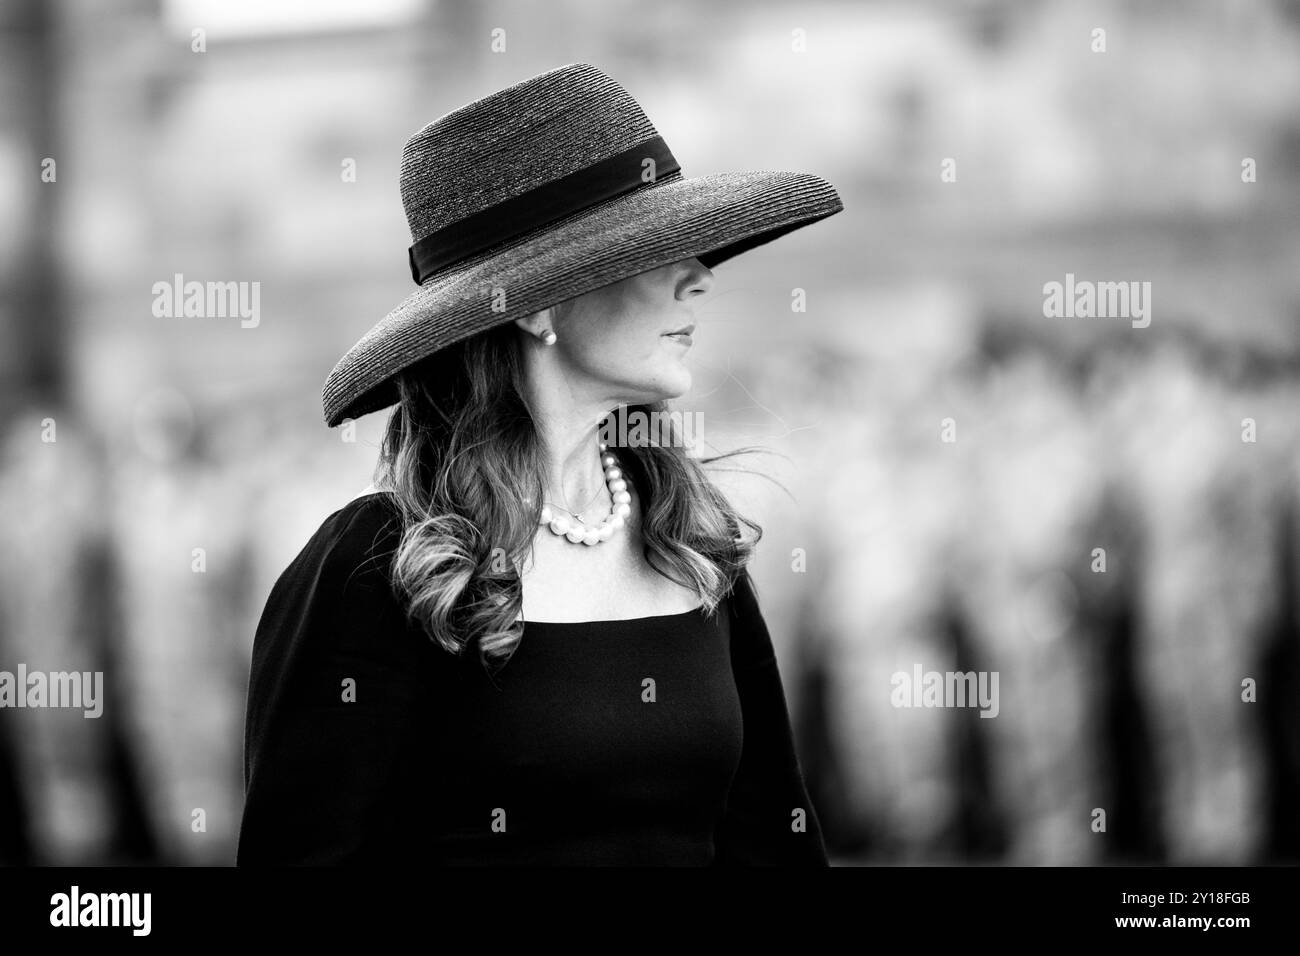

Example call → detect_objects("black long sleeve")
237 500 430 865
711 570 829 866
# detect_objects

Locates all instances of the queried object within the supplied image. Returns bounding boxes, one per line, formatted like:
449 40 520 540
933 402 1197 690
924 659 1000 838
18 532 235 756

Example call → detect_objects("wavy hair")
371 320 764 676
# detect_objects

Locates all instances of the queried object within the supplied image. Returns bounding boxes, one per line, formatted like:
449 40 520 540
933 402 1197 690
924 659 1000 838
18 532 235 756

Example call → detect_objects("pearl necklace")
538 443 632 546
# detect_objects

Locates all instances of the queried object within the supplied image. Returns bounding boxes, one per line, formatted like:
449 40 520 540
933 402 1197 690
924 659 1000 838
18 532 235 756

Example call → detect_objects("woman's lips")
663 323 696 346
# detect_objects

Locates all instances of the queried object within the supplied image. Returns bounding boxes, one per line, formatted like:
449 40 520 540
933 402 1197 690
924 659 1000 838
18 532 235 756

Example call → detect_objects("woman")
237 62 843 865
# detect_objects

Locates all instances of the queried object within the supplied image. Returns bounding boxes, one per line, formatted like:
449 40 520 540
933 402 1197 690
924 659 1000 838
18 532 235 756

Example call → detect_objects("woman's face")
539 256 713 405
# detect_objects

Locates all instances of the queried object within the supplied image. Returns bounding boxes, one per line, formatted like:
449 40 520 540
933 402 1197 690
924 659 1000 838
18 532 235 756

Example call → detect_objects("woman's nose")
679 257 714 297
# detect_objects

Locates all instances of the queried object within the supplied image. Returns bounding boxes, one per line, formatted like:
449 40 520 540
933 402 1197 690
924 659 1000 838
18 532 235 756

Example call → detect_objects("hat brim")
322 169 843 426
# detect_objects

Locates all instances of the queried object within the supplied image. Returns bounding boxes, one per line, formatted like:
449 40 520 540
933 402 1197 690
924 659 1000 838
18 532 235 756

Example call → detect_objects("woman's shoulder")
724 566 759 608
267 490 402 604
318 488 401 564
330 488 401 537
722 567 779 668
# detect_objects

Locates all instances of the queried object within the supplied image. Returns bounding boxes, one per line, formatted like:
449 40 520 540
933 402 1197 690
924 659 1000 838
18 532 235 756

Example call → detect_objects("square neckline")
516 605 707 628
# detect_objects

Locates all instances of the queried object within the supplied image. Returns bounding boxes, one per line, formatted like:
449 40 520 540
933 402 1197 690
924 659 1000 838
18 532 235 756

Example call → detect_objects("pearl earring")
540 329 557 345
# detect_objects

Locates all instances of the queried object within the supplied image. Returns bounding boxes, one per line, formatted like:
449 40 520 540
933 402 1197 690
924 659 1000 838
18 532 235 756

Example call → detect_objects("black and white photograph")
0 0 1297 939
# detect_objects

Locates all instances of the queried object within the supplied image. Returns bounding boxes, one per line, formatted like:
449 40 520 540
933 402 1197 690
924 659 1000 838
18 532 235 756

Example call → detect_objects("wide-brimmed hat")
321 62 844 427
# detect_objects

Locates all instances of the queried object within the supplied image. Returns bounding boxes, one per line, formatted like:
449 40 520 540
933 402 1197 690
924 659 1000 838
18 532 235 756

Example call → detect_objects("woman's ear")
513 306 557 338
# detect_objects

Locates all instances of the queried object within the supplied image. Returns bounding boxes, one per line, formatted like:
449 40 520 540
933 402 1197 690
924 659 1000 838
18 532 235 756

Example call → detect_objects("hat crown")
399 63 669 248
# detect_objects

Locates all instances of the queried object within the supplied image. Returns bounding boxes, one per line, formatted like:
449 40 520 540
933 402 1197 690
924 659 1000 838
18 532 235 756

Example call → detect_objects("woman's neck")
534 415 611 520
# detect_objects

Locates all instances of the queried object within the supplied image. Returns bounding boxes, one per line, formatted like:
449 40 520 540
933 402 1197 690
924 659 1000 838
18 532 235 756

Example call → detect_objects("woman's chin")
608 367 692 406
654 369 692 401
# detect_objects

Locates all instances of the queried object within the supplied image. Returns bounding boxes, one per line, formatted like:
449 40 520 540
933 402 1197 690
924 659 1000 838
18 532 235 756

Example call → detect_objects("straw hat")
321 62 844 427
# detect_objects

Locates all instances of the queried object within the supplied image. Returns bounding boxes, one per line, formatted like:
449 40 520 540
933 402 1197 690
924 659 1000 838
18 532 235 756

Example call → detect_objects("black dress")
236 492 827 866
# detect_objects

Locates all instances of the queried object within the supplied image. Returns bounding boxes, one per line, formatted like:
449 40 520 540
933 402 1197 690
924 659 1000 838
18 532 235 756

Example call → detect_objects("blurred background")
1 0 1298 866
